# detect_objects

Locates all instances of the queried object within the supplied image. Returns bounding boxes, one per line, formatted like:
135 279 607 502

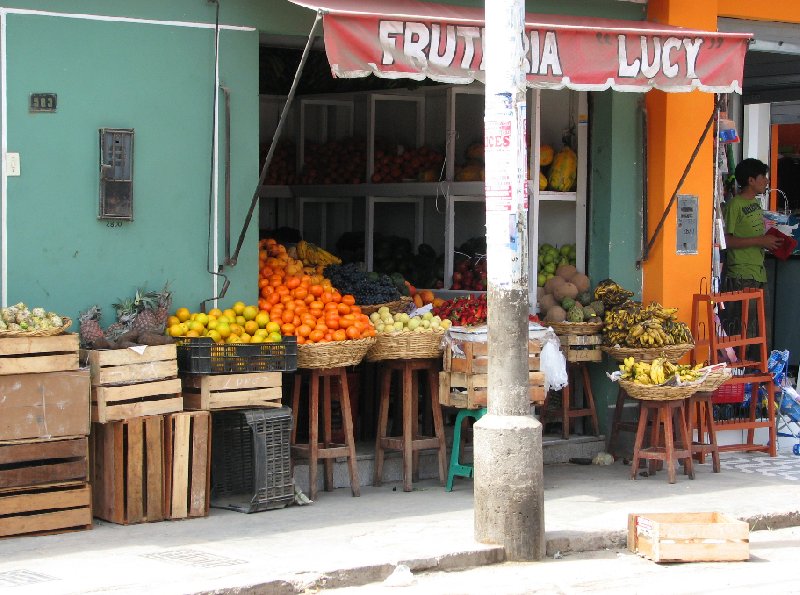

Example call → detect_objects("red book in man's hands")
766 227 797 260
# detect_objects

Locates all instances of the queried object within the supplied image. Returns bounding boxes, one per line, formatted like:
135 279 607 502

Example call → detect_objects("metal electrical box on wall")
99 128 134 220
676 194 698 255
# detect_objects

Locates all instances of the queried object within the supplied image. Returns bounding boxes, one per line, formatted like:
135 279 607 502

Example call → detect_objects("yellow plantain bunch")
296 240 342 267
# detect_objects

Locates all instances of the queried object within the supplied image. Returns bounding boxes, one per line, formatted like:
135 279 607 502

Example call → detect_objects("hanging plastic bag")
540 337 568 391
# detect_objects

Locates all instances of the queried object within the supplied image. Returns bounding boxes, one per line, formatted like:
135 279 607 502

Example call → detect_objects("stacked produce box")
165 291 298 514
79 288 206 523
0 305 93 538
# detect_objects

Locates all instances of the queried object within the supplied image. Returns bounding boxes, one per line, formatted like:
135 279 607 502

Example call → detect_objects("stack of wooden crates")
439 338 546 409
177 337 295 513
85 343 211 523
0 334 93 538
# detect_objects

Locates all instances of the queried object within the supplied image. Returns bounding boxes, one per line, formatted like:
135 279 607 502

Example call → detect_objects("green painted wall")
4 4 258 325
587 90 644 433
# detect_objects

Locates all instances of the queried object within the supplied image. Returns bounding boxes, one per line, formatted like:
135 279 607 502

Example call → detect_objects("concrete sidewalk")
1 453 799 594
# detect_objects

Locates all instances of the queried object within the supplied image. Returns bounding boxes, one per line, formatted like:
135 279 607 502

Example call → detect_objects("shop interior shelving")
258 84 587 298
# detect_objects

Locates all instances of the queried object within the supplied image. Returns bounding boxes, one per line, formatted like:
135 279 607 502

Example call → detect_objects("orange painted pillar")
643 0 718 321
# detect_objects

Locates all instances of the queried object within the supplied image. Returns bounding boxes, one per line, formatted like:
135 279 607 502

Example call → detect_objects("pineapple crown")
145 282 172 309
78 305 102 323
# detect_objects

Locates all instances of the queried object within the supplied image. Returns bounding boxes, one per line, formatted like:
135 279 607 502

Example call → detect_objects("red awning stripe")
288 0 751 94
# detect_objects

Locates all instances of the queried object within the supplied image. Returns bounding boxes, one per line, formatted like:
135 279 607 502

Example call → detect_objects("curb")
200 547 506 594
196 510 800 593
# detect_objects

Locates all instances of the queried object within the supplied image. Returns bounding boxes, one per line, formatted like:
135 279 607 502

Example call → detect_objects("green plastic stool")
446 407 488 491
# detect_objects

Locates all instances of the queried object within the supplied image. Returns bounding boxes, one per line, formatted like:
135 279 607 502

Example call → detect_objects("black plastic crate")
176 336 297 374
210 407 294 513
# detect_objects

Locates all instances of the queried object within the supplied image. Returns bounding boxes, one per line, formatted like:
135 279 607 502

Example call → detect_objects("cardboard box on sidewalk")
0 370 90 441
628 512 749 563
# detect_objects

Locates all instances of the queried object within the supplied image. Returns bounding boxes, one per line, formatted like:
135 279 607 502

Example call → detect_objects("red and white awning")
288 0 751 93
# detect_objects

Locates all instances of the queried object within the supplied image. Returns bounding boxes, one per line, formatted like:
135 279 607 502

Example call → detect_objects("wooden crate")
0 437 88 490
628 512 749 563
0 370 90 441
444 339 541 373
164 411 211 520
91 415 165 525
559 334 603 362
439 370 546 409
181 371 282 411
83 345 182 422
0 334 79 375
0 482 92 538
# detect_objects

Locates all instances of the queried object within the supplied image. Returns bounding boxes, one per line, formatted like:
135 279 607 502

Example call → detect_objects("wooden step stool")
291 367 360 500
630 399 694 484
542 361 599 439
374 358 447 492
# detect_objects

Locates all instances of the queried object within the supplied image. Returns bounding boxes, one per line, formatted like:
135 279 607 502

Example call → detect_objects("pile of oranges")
258 238 375 344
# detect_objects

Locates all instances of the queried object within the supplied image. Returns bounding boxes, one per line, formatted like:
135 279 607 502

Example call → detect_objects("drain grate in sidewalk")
142 549 248 568
0 570 58 588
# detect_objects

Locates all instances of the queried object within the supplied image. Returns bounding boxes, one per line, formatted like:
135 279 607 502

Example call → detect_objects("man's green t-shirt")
723 194 766 282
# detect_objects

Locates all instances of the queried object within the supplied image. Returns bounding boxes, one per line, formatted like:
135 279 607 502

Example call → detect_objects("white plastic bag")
383 564 415 587
540 338 568 391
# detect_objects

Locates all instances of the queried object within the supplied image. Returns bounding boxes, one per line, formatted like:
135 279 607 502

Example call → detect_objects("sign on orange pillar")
643 0 717 322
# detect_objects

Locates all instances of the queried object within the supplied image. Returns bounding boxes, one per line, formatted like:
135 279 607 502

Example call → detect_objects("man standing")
722 158 782 357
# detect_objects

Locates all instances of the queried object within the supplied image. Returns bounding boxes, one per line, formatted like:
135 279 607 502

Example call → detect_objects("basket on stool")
210 407 294 513
297 337 375 369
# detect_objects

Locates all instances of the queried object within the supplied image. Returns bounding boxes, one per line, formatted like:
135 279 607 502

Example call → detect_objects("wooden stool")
607 386 640 459
685 391 721 472
291 367 360 500
445 407 487 492
542 362 599 439
374 358 447 492
630 399 694 484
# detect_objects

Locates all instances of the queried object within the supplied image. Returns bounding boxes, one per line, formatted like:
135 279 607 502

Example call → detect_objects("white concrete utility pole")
473 0 544 560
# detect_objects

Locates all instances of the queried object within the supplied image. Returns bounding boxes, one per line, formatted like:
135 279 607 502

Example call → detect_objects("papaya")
548 146 578 192
540 144 554 167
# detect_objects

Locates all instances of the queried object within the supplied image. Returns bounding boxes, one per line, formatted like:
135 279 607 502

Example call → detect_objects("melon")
538 293 557 314
556 264 577 280
571 273 590 293
553 282 579 302
544 275 566 295
544 305 567 323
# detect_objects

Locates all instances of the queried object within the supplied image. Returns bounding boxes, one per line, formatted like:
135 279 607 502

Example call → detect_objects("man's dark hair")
735 158 768 188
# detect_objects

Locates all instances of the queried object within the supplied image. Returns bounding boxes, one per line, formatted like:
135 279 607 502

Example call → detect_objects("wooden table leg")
663 404 676 484
675 402 694 480
427 362 448 485
291 372 301 444
630 405 649 480
308 371 320 501
322 374 333 492
411 367 420 482
563 364 569 438
339 369 360 497
373 368 391 487
402 363 413 492
580 363 600 435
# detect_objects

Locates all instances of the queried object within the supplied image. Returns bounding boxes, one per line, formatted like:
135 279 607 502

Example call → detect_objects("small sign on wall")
29 93 57 113
677 194 699 255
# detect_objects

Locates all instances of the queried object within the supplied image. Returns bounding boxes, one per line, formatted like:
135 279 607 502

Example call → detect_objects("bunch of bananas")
593 279 634 309
603 301 693 347
620 357 705 385
296 240 342 267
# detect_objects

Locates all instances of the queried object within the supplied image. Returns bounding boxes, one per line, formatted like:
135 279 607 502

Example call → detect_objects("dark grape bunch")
325 263 401 305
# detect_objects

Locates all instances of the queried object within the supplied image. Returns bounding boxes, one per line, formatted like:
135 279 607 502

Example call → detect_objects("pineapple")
134 283 171 334
78 306 104 348
105 297 136 341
